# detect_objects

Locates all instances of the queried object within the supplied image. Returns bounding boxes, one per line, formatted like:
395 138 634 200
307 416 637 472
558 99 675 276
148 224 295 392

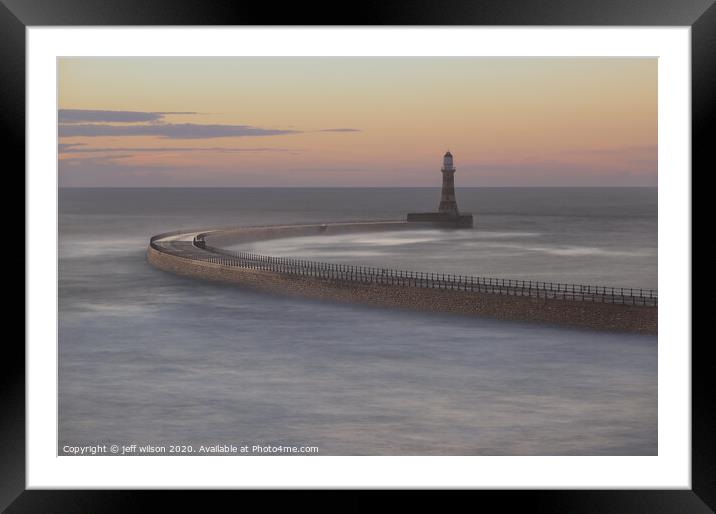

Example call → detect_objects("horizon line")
57 185 658 189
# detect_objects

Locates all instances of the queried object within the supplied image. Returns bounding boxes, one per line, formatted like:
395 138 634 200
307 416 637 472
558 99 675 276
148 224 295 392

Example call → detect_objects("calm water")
59 187 657 455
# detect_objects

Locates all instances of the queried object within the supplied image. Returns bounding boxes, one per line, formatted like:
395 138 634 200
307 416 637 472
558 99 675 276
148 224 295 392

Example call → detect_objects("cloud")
58 145 300 154
58 123 300 139
58 109 197 123
458 160 656 187
60 154 137 168
453 145 657 186
57 109 361 139
58 143 86 153
561 145 657 157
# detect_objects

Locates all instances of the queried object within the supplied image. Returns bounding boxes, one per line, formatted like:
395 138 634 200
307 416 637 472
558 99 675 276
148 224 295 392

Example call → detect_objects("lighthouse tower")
438 151 459 215
406 150 473 228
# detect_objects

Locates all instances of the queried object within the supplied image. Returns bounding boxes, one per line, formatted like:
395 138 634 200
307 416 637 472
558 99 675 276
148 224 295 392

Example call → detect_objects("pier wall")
147 244 657 335
406 212 474 228
201 220 411 247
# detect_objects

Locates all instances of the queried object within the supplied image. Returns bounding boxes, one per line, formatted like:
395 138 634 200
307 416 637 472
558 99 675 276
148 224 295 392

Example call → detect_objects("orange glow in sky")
58 57 657 187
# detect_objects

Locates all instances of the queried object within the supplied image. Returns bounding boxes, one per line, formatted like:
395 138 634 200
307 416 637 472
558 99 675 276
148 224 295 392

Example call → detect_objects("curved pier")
147 222 657 334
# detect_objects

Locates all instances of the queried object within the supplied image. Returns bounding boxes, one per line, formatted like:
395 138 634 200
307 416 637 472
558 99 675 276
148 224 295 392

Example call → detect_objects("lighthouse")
406 151 473 228
438 151 459 215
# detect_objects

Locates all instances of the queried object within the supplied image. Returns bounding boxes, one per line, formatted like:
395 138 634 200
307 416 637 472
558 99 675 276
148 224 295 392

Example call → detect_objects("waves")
228 227 657 289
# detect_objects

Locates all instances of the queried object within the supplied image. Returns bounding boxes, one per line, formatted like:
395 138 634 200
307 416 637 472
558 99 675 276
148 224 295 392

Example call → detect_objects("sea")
59 187 657 455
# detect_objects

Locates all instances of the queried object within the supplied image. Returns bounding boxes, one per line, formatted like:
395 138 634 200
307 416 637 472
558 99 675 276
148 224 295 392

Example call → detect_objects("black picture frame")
3 0 711 511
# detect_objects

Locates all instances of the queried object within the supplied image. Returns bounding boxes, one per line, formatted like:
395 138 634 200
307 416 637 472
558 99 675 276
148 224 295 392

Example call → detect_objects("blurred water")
59 187 657 455
232 225 656 289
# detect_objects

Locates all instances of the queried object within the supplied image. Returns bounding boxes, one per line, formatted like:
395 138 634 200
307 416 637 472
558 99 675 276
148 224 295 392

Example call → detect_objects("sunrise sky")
58 57 657 187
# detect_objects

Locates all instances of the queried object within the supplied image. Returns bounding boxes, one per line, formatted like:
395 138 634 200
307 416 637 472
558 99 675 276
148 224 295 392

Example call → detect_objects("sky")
58 57 657 187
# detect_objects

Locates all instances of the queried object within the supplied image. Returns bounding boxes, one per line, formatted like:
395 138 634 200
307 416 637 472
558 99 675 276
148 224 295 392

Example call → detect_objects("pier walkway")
150 224 657 308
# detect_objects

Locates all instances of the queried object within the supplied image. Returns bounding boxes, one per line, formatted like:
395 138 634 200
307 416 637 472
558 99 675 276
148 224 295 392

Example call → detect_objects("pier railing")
181 234 657 307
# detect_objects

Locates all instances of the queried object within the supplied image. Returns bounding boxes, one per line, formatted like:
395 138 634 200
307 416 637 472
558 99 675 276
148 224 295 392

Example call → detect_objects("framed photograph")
6 0 711 511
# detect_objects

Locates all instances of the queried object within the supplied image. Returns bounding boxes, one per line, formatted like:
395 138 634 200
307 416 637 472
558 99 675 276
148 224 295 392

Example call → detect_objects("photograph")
58 56 658 457
5 0 710 506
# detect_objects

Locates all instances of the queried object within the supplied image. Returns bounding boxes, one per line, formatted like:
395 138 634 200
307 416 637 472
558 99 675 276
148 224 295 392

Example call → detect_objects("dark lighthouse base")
406 212 474 228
